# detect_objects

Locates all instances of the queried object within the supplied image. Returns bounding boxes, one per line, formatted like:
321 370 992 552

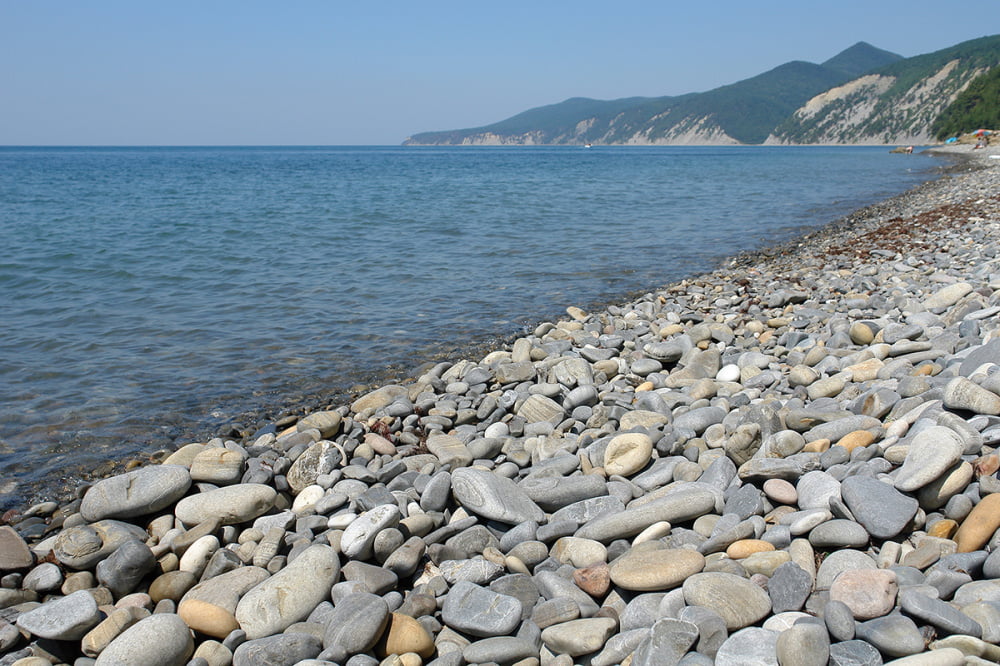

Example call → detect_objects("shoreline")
9 147 944 512
3 148 1000 663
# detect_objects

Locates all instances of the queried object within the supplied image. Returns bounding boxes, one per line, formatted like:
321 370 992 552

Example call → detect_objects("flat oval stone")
604 433 653 477
376 612 435 659
828 639 881 666
80 465 192 522
551 537 608 569
841 475 918 540
899 588 982 637
714 627 779 664
175 484 276 526
232 633 322 666
955 493 1000 553
682 572 772 630
829 569 898 620
943 376 1000 415
809 519 869 549
924 282 972 309
189 448 247 485
94 613 194 666
53 520 148 570
441 580 522 638
776 619 829 666
893 426 964 492
609 548 705 591
451 467 545 525
540 617 618 657
519 474 608 512
322 592 389 655
0 526 33 571
178 566 270 638
464 636 539 665
426 434 474 469
762 479 797 505
576 485 717 542
16 589 101 640
296 410 342 438
235 544 340 639
795 471 842 511
855 615 924 658
340 504 401 560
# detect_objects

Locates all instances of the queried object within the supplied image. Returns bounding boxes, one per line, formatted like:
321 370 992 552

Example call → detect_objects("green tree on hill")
933 65 1000 139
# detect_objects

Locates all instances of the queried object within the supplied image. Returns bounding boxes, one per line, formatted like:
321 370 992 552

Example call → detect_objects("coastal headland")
2 146 1000 664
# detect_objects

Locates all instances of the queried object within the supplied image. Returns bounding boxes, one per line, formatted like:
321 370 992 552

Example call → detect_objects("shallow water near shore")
0 145 938 505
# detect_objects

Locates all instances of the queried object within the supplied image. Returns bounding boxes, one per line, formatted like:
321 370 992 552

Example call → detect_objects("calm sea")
0 145 939 506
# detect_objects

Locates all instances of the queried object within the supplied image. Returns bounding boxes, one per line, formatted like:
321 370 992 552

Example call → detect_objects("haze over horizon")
2 1 996 146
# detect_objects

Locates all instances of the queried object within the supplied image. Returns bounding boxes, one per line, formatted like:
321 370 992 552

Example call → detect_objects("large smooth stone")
541 617 618 657
924 282 972 309
451 467 545 525
682 572 772 630
516 394 565 425
189 448 247 485
441 581 522 637
235 544 340 639
286 440 343 494
893 426 965 492
96 540 156 599
955 493 1000 552
175 484 276 526
232 633 322 666
322 592 389 655
943 376 1000 415
855 615 924 658
609 548 705 592
351 385 408 414
829 569 898 620
426 434 474 469
178 566 270 638
604 433 653 477
94 613 194 666
376 612 435 658
775 619 829 666
714 627 779 665
0 526 33 571
576 485 717 542
340 504 401 560
53 520 148 570
16 589 101 640
519 474 608 512
80 465 191 522
841 475 918 540
296 410 342 438
899 588 982 637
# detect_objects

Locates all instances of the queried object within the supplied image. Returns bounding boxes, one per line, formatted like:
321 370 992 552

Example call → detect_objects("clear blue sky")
2 1 996 145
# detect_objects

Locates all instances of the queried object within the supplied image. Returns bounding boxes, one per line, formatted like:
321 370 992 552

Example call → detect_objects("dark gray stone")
899 588 982 637
769 562 813 613
233 633 322 666
841 475 918 540
828 639 883 666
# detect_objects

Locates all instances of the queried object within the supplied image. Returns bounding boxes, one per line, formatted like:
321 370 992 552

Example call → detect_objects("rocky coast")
2 146 1000 665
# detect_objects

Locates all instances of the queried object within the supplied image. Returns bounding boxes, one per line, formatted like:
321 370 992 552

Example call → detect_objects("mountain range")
403 35 1000 146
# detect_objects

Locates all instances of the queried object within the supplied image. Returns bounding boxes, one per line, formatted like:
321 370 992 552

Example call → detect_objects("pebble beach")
3 146 1000 665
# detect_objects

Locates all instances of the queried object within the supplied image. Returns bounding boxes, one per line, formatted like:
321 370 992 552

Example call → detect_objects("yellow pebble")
928 519 958 539
802 439 831 453
726 539 776 559
836 430 876 453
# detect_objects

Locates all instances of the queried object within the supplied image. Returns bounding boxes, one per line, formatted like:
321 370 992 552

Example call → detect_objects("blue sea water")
0 145 939 504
